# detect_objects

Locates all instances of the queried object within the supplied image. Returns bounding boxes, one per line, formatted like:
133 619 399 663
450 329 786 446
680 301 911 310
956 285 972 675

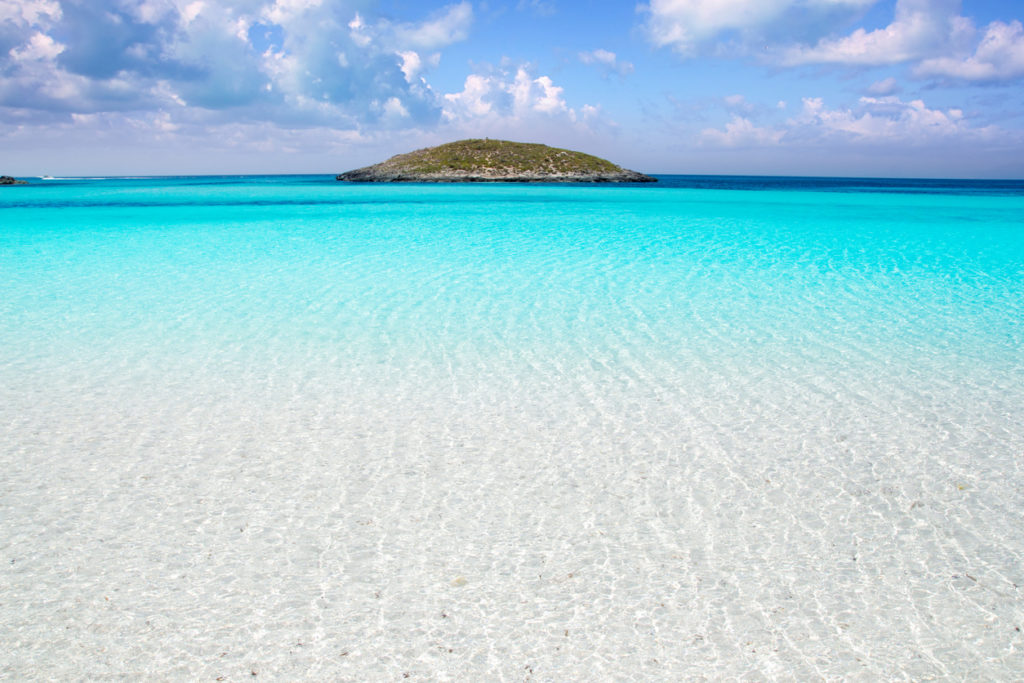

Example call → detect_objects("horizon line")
8 172 1024 183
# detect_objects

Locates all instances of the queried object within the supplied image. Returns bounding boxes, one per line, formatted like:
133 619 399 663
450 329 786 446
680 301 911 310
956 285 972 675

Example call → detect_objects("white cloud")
397 50 421 82
579 48 634 76
443 66 574 122
392 1 472 50
643 0 875 55
381 96 409 119
396 50 440 83
345 3 471 51
429 64 621 158
698 93 1000 150
528 75 568 114
793 94 996 143
700 115 782 146
723 94 755 114
0 0 476 130
0 108 390 175
443 74 495 117
0 0 61 25
127 0 179 25
265 0 324 25
778 0 973 66
181 1 205 24
8 32 64 61
866 76 901 95
580 48 614 66
916 20 1024 81
348 12 372 47
153 111 180 132
643 0 1024 88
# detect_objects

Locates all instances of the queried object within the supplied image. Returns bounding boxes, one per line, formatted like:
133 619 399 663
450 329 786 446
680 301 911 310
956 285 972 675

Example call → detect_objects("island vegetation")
1 175 27 185
337 139 655 183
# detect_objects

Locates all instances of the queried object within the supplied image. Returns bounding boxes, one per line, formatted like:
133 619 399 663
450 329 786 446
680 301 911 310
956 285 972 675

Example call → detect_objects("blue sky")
2 0 1023 177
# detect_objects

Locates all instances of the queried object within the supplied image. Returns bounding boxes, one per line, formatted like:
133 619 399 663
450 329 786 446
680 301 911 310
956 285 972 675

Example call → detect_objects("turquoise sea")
2 175 1023 678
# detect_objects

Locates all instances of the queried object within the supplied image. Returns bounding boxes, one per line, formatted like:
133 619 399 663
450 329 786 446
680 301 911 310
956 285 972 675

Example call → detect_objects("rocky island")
337 139 656 183
1 175 27 185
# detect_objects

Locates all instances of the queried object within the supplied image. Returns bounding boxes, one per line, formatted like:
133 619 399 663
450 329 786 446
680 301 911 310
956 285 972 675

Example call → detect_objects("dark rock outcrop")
0 176 27 185
337 139 656 183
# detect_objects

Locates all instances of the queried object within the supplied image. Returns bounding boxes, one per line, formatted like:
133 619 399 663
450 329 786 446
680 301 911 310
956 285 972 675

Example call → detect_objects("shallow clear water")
2 176 1023 679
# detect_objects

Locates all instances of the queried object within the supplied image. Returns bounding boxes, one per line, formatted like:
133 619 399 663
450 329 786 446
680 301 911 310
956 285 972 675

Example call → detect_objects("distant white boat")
40 175 55 180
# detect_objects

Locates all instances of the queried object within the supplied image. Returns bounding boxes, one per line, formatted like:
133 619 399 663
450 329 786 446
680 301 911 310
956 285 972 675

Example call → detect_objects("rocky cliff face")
337 139 656 183
1 176 28 185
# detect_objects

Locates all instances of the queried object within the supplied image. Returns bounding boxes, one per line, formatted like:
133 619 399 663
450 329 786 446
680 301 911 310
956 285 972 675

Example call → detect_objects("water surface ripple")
2 177 1023 679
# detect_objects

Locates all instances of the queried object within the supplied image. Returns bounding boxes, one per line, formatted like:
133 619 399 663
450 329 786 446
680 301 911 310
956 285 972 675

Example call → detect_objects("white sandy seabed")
2 337 1023 681
2 179 1024 679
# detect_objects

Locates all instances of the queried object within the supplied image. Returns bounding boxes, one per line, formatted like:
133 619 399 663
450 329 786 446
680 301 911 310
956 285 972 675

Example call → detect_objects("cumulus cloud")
0 0 61 25
770 0 1024 84
644 0 1024 86
442 73 495 117
380 95 409 119
697 93 999 149
428 63 620 155
792 94 996 143
778 0 973 66
916 20 1024 81
396 50 440 83
8 31 64 61
528 75 568 114
0 0 475 129
442 66 574 122
579 48 634 76
643 0 875 55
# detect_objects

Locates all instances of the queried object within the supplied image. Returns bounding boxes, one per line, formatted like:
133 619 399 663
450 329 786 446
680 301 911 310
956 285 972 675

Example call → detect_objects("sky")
2 0 1023 177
